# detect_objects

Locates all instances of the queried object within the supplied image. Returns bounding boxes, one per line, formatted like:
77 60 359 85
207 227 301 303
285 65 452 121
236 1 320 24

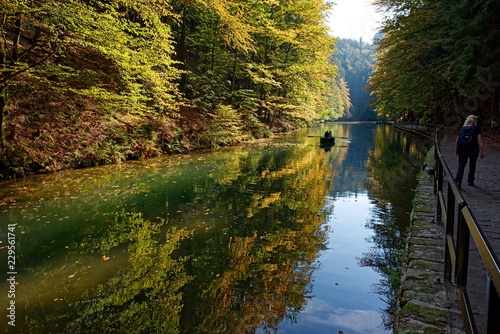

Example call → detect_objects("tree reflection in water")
0 123 428 333
362 125 431 329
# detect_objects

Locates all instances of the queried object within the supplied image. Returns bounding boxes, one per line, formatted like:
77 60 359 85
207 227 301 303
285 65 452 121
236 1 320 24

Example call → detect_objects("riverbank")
0 105 285 180
394 148 465 333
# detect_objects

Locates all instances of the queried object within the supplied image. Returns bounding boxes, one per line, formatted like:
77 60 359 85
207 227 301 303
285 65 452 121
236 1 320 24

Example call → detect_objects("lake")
0 123 430 333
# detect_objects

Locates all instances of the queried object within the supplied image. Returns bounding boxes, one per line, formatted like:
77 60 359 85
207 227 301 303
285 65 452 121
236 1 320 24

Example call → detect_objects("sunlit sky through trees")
327 0 382 43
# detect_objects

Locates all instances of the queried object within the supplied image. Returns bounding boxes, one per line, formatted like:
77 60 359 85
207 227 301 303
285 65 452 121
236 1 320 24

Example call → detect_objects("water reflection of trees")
66 213 192 333
177 146 336 333
13 212 192 333
362 126 429 328
1 141 339 332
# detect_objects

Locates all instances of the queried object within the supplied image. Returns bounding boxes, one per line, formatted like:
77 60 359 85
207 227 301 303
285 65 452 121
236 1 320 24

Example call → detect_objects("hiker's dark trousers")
455 150 479 185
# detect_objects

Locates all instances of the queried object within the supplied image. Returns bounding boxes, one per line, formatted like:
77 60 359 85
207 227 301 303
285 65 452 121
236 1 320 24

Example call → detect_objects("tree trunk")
269 109 277 129
11 17 21 64
0 14 10 148
230 49 238 92
178 8 187 93
0 14 23 148
0 86 5 148
258 84 265 117
210 24 216 72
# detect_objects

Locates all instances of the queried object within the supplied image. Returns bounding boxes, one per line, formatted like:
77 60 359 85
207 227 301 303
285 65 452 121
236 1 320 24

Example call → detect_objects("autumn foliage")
0 0 345 178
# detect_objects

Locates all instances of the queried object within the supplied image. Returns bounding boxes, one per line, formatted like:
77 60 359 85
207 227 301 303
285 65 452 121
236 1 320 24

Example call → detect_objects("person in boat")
324 131 330 138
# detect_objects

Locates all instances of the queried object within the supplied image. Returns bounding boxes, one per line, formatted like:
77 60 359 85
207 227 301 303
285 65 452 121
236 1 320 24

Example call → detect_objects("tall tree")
169 0 342 127
370 0 449 120
370 0 500 122
0 2 62 147
1 0 348 176
443 0 500 118
0 0 181 148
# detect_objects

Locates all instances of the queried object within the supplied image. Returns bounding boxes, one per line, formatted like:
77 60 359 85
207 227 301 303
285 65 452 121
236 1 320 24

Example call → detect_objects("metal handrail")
434 128 500 334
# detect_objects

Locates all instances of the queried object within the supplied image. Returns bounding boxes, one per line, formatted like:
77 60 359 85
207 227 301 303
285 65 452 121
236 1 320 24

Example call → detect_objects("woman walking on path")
454 115 485 189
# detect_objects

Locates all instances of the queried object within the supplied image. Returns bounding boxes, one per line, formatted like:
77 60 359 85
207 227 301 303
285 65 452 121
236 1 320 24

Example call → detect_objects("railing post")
437 161 443 195
435 149 443 223
434 147 440 195
455 203 470 286
485 275 500 334
444 182 456 282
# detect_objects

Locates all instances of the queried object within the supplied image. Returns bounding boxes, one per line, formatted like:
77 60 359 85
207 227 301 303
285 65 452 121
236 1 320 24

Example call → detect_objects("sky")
326 0 383 43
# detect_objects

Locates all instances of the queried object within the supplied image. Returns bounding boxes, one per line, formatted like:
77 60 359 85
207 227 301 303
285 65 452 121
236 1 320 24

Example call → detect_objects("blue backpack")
457 126 477 148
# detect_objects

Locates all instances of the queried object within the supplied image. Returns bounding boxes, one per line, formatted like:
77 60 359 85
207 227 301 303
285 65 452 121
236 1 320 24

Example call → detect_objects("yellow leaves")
263 0 280 6
266 25 299 43
0 197 16 207
245 63 282 88
262 263 278 271
206 0 256 53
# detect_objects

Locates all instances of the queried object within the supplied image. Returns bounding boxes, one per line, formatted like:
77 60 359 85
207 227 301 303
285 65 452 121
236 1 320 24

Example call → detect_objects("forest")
0 0 348 178
334 38 377 121
1 0 499 178
370 0 500 128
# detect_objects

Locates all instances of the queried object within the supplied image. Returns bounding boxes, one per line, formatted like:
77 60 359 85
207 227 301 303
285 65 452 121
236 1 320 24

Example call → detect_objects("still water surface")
0 123 429 333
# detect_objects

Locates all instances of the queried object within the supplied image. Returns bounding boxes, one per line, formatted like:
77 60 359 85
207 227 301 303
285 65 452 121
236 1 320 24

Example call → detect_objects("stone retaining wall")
394 147 465 333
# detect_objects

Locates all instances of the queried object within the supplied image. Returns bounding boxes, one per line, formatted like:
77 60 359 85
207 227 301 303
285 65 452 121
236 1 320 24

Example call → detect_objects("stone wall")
394 147 465 333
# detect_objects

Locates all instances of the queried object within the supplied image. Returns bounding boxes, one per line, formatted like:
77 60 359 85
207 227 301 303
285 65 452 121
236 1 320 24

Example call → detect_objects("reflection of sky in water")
275 194 389 334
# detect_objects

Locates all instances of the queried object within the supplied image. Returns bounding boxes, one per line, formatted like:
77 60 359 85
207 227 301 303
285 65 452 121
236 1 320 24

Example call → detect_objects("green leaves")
0 0 346 175
371 0 500 121
175 0 339 127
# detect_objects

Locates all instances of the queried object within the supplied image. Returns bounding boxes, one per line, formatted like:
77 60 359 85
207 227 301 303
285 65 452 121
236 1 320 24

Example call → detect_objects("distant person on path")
454 115 485 188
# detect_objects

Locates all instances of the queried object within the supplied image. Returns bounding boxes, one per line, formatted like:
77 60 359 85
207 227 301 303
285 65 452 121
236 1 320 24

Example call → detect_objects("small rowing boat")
319 137 335 144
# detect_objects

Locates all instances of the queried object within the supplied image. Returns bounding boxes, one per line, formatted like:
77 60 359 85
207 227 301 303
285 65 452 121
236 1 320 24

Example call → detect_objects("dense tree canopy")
370 0 500 125
0 0 349 177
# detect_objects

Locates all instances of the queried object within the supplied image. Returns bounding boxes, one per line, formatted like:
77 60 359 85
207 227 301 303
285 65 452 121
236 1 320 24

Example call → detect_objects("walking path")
438 131 500 333
439 132 500 242
395 126 500 333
